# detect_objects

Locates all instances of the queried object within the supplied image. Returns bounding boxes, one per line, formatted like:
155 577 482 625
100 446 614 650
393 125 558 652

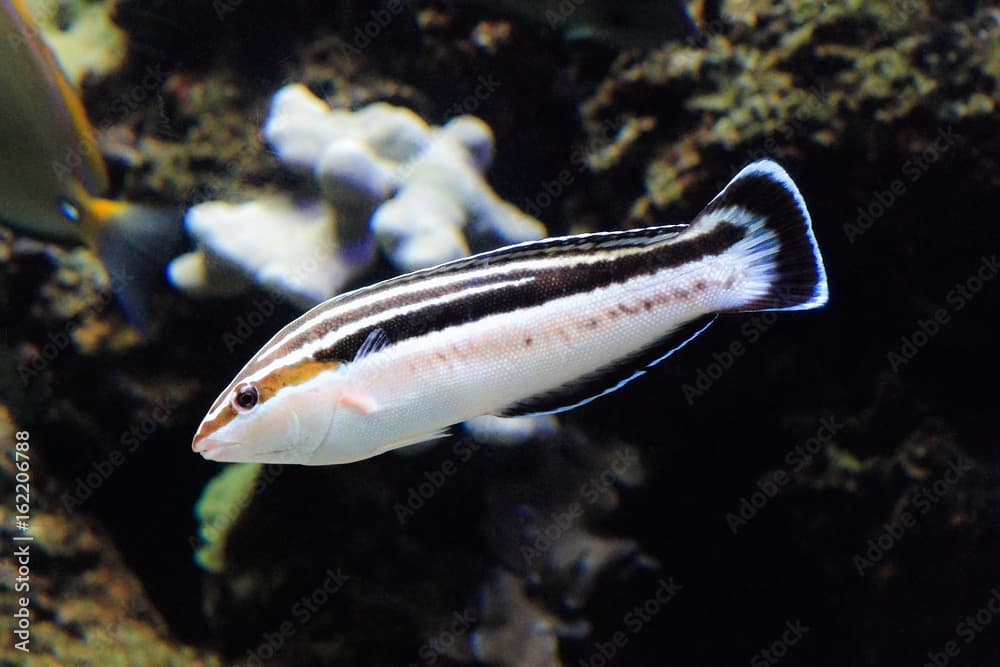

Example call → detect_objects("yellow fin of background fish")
0 0 183 331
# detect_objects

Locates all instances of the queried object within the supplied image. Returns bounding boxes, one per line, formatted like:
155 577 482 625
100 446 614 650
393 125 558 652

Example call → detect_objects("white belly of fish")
310 259 735 464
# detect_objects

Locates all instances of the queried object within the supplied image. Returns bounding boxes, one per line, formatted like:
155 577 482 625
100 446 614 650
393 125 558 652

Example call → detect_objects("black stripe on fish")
258 225 687 362
246 225 683 370
311 222 745 363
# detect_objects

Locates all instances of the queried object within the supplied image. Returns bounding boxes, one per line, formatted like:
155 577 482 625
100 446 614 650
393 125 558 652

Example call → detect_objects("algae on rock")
580 0 1000 224
0 406 221 666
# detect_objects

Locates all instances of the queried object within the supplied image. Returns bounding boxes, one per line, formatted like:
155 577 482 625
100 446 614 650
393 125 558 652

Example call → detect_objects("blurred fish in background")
0 0 182 330
458 0 699 48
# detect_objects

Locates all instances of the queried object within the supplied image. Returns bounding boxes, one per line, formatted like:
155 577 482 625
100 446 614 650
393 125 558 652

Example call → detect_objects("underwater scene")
1 0 999 665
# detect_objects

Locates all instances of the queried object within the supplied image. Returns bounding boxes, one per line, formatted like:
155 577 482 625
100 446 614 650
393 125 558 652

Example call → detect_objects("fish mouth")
192 436 243 460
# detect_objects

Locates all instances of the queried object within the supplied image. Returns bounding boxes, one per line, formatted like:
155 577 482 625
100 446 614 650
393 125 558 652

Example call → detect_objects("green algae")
0 406 221 666
581 0 1000 220
193 462 264 573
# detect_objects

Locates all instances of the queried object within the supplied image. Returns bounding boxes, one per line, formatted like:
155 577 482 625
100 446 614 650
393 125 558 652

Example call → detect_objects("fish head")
192 358 343 465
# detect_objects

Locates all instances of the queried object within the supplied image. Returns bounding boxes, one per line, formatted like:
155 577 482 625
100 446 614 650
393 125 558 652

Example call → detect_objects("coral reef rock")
0 405 220 665
25 0 127 85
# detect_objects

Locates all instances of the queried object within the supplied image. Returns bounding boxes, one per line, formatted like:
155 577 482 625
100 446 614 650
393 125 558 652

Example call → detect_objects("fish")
0 0 182 328
458 0 698 49
192 159 828 465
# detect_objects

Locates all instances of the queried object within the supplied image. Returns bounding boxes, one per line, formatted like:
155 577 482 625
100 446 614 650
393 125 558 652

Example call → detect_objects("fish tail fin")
690 159 828 312
82 198 185 331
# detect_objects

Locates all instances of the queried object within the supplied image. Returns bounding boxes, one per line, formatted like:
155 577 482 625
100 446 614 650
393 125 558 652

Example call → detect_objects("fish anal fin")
378 428 451 455
496 315 716 418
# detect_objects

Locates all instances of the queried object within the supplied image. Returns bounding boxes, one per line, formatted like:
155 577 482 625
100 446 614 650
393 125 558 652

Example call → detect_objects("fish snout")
192 434 242 460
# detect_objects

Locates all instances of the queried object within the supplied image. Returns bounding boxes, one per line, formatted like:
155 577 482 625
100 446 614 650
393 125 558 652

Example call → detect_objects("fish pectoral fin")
338 389 379 414
354 327 390 361
495 315 716 417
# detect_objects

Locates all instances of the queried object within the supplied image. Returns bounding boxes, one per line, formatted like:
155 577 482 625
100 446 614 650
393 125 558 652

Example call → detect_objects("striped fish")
192 160 828 465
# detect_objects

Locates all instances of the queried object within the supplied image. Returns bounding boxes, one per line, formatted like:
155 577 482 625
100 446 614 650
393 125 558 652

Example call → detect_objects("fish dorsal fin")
354 327 390 361
407 224 689 282
495 315 716 418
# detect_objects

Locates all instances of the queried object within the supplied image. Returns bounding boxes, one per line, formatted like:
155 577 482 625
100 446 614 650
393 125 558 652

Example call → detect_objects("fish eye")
231 383 259 413
58 198 81 222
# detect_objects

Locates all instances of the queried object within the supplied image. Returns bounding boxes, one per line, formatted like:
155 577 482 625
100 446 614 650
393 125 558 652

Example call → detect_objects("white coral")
170 83 546 305
265 84 547 272
169 198 372 308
